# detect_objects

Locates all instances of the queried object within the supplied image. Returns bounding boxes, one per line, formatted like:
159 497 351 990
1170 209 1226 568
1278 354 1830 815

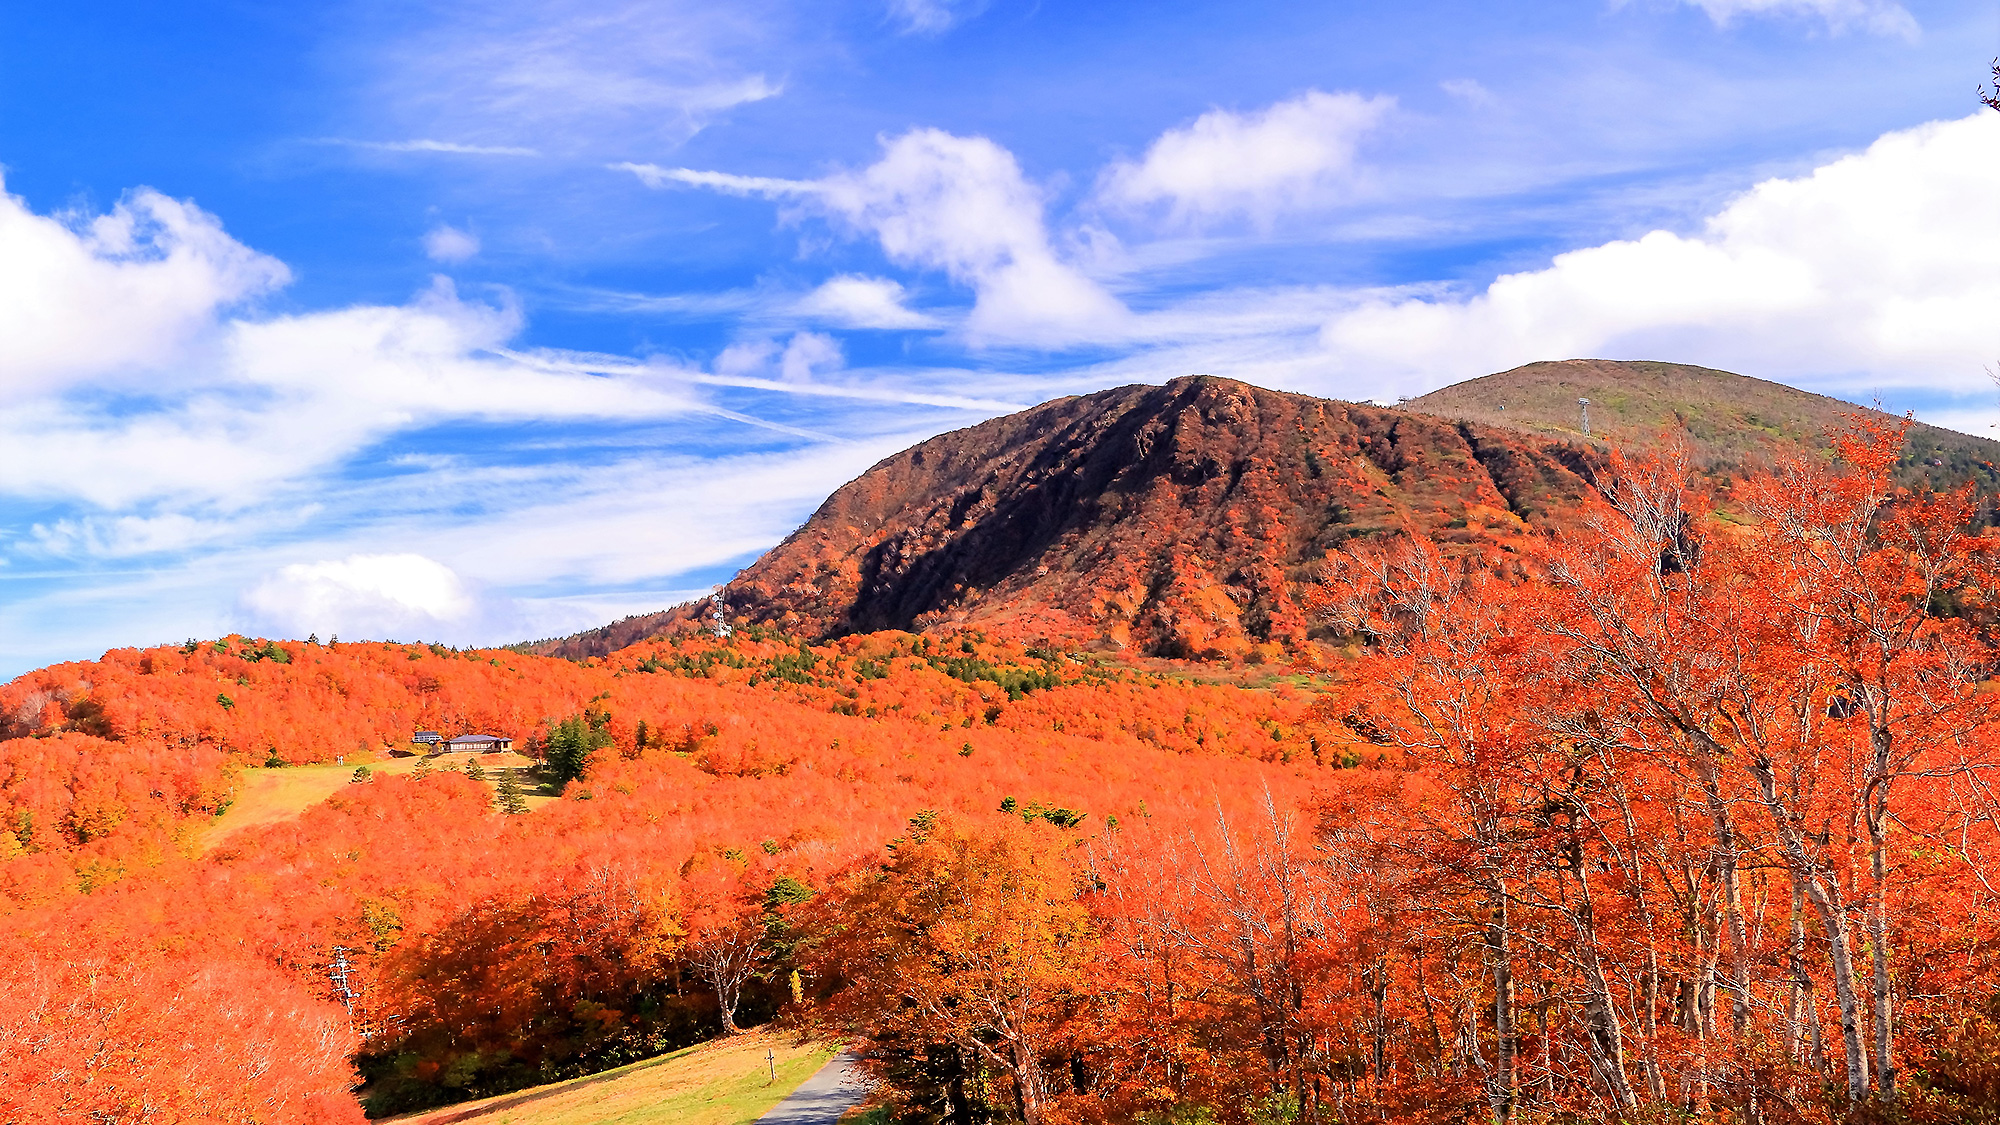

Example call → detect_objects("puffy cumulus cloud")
1317 113 2000 395
1667 0 1918 38
1097 90 1394 227
779 332 843 382
242 553 477 642
422 224 480 262
637 130 1130 345
794 275 940 329
0 181 288 400
818 130 1131 345
711 331 845 385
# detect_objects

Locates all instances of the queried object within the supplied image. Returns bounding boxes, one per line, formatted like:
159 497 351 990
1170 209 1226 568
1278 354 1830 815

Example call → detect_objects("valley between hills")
5 359 2000 1125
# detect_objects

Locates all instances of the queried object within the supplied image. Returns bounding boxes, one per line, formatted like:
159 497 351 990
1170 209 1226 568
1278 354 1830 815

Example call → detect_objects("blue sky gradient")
1 0 1996 674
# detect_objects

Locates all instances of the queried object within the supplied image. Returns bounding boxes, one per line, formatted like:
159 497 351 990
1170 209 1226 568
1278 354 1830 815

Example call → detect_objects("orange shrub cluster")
0 621 1329 1117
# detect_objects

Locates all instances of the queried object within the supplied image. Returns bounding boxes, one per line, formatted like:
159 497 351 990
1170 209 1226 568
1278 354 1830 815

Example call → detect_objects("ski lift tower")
1578 398 1592 437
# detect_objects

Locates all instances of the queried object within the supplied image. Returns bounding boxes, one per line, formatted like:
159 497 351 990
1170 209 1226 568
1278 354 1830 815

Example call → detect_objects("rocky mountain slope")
540 361 2000 662
546 375 1601 660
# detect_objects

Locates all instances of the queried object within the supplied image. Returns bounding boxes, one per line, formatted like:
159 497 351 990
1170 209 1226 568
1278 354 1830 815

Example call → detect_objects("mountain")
542 375 1604 660
541 361 2000 662
1407 358 2000 489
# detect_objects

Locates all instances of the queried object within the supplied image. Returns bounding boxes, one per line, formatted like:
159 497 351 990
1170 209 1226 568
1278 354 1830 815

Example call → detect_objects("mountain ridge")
535 360 2000 662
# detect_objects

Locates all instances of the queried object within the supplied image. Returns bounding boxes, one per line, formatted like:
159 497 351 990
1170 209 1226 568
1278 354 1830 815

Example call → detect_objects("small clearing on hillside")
204 752 556 852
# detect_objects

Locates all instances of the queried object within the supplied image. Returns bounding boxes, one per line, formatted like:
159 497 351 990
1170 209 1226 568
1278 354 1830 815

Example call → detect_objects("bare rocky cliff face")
540 375 1601 660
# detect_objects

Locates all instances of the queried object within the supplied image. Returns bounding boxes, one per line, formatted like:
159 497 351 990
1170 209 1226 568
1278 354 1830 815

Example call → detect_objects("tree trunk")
1865 726 1896 1101
718 978 742 1035
1746 752 1872 1103
1571 853 1639 1111
1013 1038 1049 1125
1488 881 1517 1125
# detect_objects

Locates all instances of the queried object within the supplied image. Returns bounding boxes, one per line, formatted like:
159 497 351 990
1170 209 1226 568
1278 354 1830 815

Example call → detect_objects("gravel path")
755 1051 869 1124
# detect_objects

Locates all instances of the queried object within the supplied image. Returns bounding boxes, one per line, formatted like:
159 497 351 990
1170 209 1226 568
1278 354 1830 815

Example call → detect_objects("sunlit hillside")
5 390 2000 1125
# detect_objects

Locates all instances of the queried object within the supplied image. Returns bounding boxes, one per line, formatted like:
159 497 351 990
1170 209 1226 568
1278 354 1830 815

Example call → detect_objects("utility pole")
1578 398 1592 436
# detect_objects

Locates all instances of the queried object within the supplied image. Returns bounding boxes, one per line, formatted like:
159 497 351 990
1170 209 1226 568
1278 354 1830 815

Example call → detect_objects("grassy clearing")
203 752 558 852
383 1030 840 1125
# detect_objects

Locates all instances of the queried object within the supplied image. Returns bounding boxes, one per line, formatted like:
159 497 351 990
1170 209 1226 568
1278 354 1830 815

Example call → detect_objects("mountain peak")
539 360 2000 663
546 375 1599 660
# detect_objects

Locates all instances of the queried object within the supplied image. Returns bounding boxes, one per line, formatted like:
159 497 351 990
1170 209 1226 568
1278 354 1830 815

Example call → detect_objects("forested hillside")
539 375 1602 661
4 402 2000 1125
544 363 2000 665
0 627 1331 1120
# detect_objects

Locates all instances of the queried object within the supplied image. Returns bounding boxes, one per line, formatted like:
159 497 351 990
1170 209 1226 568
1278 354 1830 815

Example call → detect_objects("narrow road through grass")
384 1030 839 1125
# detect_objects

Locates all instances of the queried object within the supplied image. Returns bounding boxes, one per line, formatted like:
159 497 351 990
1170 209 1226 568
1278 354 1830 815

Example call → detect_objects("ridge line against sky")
0 0 1994 676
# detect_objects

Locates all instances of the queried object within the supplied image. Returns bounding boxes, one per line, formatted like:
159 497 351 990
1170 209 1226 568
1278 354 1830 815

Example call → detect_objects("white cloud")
319 138 541 157
1316 112 2000 394
887 0 987 35
795 275 940 329
710 332 845 385
779 332 843 382
422 224 481 263
713 337 780 379
1668 0 1919 38
611 163 813 196
1097 90 1395 227
818 130 1131 345
406 441 912 589
243 554 476 641
26 511 300 559
1439 78 1496 108
0 180 288 400
364 2 784 156
0 217 706 508
645 129 1131 345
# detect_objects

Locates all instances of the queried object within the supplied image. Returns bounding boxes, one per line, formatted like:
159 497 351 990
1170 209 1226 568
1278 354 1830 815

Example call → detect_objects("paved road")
757 1051 870 1124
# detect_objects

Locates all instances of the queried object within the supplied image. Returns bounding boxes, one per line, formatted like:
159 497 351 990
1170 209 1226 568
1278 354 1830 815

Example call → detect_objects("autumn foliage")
2 422 1999 1123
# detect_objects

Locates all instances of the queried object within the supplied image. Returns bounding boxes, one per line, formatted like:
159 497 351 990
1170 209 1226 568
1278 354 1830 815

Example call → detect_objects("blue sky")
0 0 1995 675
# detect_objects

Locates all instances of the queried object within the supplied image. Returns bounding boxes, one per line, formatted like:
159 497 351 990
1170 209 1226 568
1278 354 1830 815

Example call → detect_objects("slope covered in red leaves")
0 627 1340 1117
547 375 1600 661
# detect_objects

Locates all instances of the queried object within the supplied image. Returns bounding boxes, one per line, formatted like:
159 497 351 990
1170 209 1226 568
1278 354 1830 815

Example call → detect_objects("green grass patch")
204 752 556 852
383 1031 840 1125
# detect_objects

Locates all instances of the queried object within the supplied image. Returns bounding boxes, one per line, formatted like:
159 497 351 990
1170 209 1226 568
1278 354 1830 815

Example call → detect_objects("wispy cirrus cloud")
1657 0 1920 38
609 163 814 196
0 184 722 509
350 0 789 157
313 138 542 156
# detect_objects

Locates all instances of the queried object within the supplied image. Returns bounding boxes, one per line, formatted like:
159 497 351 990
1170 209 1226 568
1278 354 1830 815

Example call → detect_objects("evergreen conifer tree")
543 713 613 787
496 769 529 815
